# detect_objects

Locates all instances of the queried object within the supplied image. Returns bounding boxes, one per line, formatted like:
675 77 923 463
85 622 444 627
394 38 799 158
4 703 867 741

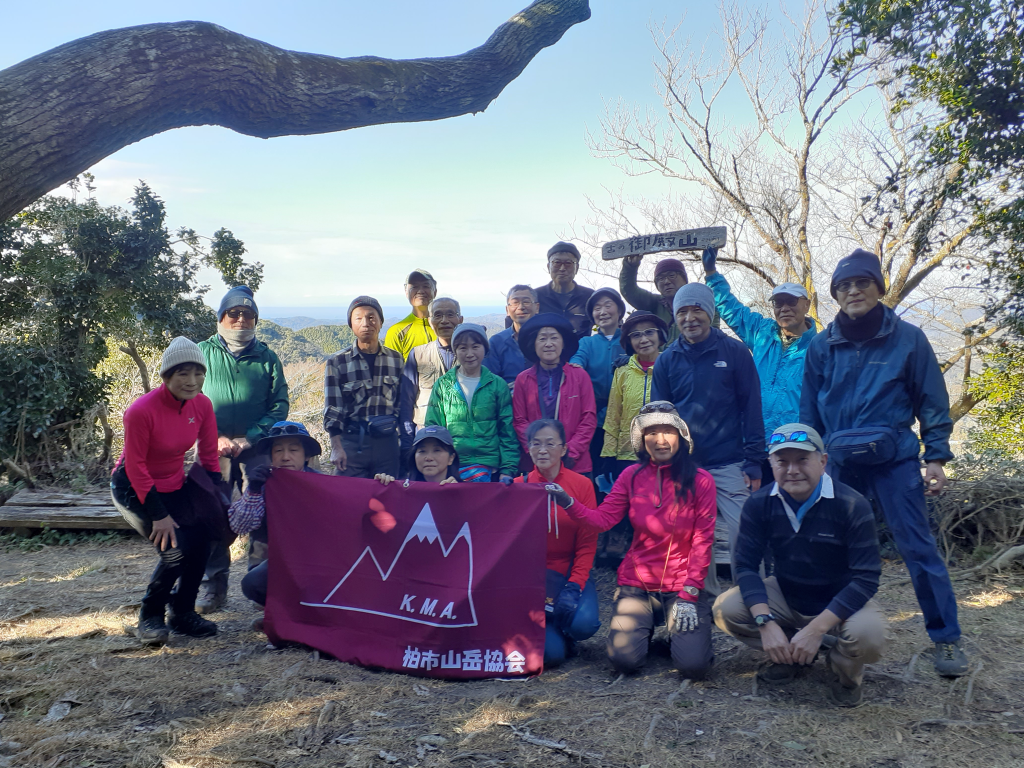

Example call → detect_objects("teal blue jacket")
706 272 818 438
569 328 624 426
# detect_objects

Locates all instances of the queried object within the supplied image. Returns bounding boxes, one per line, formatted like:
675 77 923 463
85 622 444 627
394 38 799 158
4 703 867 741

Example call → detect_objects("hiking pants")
703 462 750 593
111 482 211 619
607 586 713 678
832 458 961 644
203 449 268 594
713 578 886 686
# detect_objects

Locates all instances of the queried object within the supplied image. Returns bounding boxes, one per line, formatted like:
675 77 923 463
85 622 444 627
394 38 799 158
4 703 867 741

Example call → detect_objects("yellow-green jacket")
601 355 657 461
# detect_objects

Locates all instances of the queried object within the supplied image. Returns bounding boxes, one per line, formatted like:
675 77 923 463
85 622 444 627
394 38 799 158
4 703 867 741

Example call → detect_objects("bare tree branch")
0 0 591 220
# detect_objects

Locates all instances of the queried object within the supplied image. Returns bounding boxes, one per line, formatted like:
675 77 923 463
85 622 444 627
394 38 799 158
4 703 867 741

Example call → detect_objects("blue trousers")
832 458 960 643
544 579 601 667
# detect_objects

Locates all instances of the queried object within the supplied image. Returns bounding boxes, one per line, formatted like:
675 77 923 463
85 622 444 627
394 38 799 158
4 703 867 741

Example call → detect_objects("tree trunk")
120 342 152 393
0 0 591 221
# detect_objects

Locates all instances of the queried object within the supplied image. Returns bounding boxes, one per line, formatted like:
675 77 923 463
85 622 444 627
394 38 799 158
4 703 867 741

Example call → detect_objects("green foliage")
836 0 1024 334
259 320 355 365
957 342 1024 465
177 226 264 291
0 178 258 478
0 528 131 553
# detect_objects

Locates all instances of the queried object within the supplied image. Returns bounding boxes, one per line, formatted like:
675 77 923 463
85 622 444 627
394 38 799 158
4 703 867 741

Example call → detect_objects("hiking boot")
168 610 218 638
137 615 169 646
250 615 265 633
196 588 226 615
757 661 800 685
933 640 969 677
825 652 863 707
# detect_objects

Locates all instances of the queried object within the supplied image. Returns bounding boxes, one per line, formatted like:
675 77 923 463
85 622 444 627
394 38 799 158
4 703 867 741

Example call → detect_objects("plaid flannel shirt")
323 344 405 436
228 489 265 535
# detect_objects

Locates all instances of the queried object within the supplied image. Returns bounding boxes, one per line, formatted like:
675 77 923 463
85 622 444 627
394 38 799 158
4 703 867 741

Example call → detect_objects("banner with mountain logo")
264 471 548 678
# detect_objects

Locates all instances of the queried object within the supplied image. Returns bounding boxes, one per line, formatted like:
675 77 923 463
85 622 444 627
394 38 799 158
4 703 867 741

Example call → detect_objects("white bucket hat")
629 401 693 455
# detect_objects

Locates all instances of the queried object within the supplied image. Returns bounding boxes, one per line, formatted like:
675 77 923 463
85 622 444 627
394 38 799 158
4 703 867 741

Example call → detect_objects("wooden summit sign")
602 226 728 261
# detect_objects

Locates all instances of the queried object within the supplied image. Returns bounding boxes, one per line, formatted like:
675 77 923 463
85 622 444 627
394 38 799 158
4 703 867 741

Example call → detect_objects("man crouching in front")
712 424 885 707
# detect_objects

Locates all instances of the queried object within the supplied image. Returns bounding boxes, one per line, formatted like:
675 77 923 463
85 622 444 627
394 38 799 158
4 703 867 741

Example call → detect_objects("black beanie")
218 286 258 321
347 295 384 326
546 241 582 262
830 249 886 298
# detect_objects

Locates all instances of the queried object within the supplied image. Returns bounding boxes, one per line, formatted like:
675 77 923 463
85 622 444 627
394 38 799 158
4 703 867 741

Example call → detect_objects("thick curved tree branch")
0 0 591 221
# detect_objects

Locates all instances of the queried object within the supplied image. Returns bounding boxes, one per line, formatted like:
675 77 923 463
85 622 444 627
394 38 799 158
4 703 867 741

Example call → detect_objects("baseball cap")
771 283 809 300
768 423 825 454
412 425 455 450
407 268 435 284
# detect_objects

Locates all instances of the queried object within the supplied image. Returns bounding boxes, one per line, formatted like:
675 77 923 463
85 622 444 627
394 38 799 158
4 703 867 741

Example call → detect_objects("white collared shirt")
769 473 835 533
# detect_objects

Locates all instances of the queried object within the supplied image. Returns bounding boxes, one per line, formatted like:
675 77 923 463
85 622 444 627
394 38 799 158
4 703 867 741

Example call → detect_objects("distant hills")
262 313 509 365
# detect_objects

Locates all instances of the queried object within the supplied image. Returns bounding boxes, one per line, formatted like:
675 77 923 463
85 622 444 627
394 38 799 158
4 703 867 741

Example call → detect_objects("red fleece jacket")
516 465 599 587
565 463 717 600
114 384 220 503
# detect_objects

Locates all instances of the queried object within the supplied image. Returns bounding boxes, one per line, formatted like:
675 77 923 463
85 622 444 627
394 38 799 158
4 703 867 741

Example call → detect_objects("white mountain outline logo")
301 503 478 628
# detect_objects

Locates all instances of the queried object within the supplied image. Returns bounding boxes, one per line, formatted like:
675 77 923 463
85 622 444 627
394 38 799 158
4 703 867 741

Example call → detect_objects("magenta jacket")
512 363 597 474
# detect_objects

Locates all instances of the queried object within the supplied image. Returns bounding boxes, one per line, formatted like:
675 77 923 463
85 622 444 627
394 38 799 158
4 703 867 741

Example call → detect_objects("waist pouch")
368 414 398 438
826 426 899 466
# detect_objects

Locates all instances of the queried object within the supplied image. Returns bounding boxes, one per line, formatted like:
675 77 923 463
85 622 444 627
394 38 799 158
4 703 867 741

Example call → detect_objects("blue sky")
5 1 729 315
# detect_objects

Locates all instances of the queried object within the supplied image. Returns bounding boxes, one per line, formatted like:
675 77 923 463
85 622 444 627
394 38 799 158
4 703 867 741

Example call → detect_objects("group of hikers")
111 240 970 707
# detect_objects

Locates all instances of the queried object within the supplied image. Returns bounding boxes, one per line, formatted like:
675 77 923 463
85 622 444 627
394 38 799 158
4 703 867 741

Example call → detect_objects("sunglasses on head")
769 430 810 445
272 424 304 435
639 402 676 415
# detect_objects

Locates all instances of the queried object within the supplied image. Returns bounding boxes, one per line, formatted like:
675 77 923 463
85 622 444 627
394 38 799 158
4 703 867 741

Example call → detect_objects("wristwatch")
753 613 777 628
682 586 699 597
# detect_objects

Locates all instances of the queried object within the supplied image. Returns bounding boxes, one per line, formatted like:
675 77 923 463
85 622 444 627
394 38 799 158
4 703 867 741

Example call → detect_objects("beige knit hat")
629 401 693 455
159 336 207 377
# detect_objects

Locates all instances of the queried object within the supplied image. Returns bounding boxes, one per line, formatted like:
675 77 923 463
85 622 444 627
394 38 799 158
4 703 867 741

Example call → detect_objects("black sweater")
734 477 881 620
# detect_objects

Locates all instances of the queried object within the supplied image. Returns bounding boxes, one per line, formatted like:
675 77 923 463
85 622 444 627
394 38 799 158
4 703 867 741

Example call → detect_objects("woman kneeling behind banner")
515 419 601 667
546 402 717 677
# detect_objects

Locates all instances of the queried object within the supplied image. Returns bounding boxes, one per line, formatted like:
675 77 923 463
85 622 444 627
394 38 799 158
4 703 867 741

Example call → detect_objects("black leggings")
111 474 212 619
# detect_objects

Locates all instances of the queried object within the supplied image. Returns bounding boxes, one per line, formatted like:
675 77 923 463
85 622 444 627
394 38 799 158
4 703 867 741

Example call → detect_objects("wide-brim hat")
518 313 579 364
630 401 693 455
255 421 322 457
621 310 669 355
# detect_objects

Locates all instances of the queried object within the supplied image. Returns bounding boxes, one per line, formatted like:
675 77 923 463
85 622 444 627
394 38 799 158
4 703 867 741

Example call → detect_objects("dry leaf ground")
1 538 1022 768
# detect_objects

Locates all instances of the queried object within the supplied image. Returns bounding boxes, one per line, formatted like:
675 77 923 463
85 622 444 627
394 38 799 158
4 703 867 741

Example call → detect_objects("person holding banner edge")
515 419 601 667
227 421 323 632
376 425 462 485
546 402 717 678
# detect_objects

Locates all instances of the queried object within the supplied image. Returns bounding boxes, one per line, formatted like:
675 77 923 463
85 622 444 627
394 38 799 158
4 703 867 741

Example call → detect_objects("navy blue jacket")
735 475 881 619
800 305 954 465
651 327 766 479
482 327 530 387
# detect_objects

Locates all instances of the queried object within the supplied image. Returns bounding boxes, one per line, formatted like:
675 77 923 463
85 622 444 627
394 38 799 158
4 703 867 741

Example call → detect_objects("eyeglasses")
508 298 535 308
528 441 564 452
628 328 660 341
771 295 799 308
834 278 875 294
638 402 676 415
769 430 810 445
431 311 460 321
225 309 256 320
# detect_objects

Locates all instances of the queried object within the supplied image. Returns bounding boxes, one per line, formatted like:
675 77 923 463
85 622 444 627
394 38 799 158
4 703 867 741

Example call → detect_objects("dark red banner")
263 471 548 678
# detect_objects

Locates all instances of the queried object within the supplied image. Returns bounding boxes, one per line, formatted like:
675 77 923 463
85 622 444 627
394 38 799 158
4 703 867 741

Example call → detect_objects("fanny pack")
826 426 899 466
367 414 398 439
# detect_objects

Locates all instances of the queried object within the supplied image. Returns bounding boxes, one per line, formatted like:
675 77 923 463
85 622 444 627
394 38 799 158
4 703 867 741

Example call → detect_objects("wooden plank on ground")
0 489 130 530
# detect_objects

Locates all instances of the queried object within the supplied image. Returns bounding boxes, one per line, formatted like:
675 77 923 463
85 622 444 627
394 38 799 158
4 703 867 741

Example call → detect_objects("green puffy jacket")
198 335 290 444
424 366 518 475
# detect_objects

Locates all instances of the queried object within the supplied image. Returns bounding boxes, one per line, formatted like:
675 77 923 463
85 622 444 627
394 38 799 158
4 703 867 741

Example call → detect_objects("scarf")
220 328 256 357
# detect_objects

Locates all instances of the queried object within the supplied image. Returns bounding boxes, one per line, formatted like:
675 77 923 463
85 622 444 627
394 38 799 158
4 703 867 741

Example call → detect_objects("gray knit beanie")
451 323 490 355
160 336 206 377
672 283 716 319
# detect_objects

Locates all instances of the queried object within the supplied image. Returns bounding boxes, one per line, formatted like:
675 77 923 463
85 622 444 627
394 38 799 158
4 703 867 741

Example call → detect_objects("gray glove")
545 483 573 509
670 600 699 633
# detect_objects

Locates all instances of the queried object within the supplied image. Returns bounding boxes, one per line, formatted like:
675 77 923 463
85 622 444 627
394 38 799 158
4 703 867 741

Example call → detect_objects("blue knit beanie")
830 249 886 298
218 286 258 321
672 283 716 319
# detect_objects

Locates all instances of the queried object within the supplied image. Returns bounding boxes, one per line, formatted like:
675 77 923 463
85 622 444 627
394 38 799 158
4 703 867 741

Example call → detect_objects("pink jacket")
565 464 717 600
512 363 597 474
